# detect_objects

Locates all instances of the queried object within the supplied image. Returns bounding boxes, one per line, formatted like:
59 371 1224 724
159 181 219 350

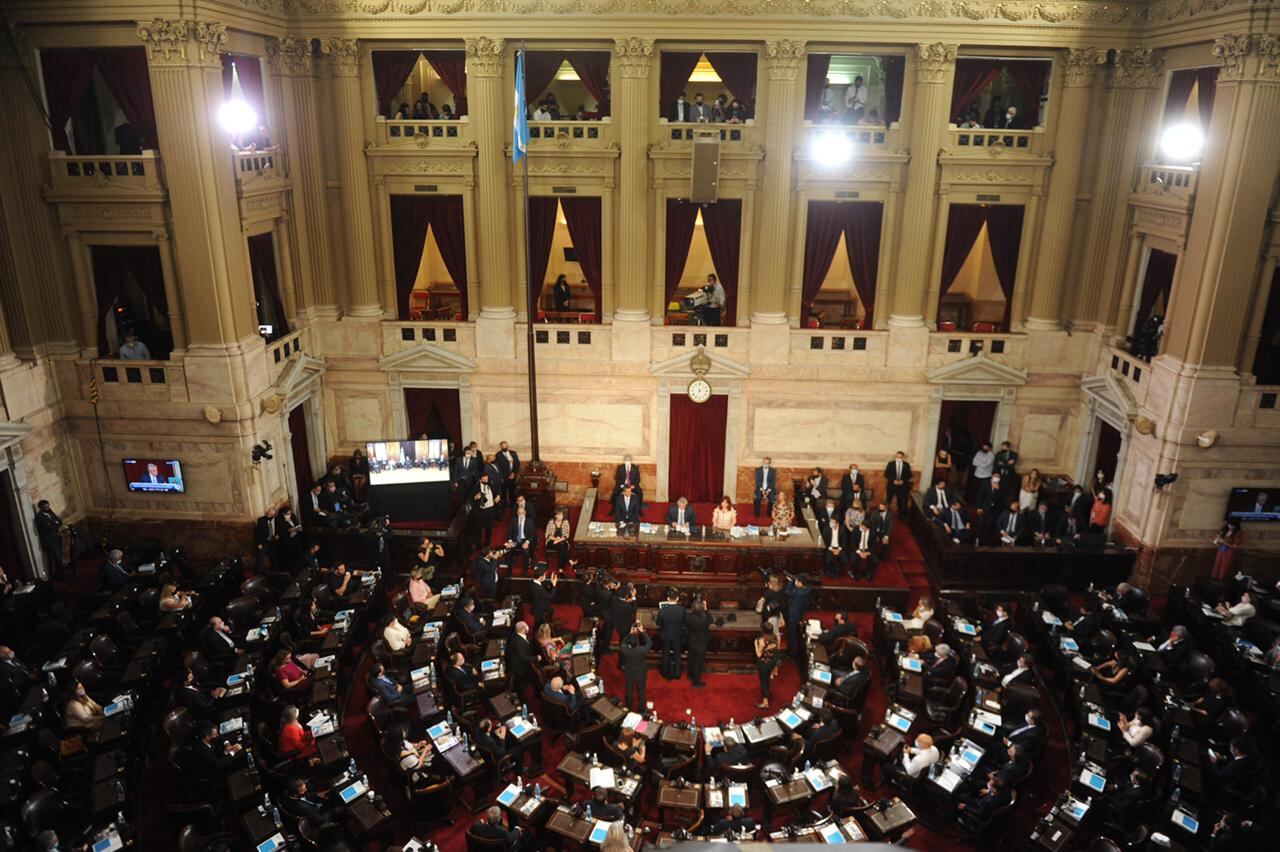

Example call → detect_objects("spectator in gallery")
118 331 151 360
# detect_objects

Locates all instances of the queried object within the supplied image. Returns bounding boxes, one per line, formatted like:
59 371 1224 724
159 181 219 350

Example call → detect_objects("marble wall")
746 403 919 464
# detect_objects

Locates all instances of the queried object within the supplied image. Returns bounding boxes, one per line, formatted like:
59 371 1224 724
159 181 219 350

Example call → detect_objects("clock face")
687 378 712 404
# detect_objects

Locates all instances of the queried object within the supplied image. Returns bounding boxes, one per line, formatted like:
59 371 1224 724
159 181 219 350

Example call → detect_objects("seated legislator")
473 806 523 850
282 777 338 828
65 680 105 733
190 721 244 777
277 704 319 761
850 520 879 580
383 614 412 653
370 662 412 707
820 515 848 577
1215 592 1256 626
711 804 756 837
665 496 697 531
274 649 317 692
1029 500 1057 546
542 674 583 717
407 567 441 611
446 652 481 694
505 507 537 574
614 485 641 524
159 582 194 612
544 508 573 569
996 501 1025 546
712 496 737 531
588 786 625 821
924 478 956 518
934 500 971 544
899 733 940 779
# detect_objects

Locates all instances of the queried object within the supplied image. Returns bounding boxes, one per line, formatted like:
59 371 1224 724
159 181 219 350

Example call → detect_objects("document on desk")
1132 640 1156 653
589 767 616 790
933 768 964 792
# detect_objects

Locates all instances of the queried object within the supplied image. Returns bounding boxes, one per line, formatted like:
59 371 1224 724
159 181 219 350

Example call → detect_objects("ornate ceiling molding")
266 35 316 76
465 36 505 78
1212 34 1280 82
320 37 361 75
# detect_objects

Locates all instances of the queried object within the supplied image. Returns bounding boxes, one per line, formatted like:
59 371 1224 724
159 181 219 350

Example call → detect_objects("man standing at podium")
656 588 686 680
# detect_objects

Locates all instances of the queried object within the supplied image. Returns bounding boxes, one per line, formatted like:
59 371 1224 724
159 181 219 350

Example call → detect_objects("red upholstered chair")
972 321 996 333
806 317 821 328
937 321 958 331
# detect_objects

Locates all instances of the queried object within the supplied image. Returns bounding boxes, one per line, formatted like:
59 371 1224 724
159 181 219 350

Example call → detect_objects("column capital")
614 37 654 79
321 38 361 76
765 40 806 81
1212 34 1280 82
1109 47 1164 89
137 19 226 69
1062 48 1108 87
465 37 505 78
914 43 957 84
266 35 316 77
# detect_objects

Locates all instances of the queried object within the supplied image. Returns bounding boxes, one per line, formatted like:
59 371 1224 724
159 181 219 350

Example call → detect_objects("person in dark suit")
957 775 1011 821
1065 485 1090 526
988 744 1031 787
445 652 480 694
34 500 65 577
494 441 520 506
994 441 1019 479
588 786 625 821
818 612 858 650
282 777 338 828
804 467 828 509
99 549 132 592
453 448 480 490
982 603 1012 652
996 501 1025 546
754 458 777 517
302 483 330 527
541 675 582 715
839 464 868 513
711 805 756 837
472 473 501 546
1004 709 1046 754
885 452 913 518
936 499 972 545
477 717 541 776
597 579 623 656
612 456 643 510
1028 501 1056 546
924 643 957 686
670 92 692 122
1109 582 1147 616
175 667 225 716
685 598 711 687
785 576 813 666
1053 509 1085 550
619 622 651 709
614 485 641 524
820 517 848 577
1155 625 1192 672
803 709 840 752
870 502 894 551
199 616 240 668
552 274 572 312
924 479 956 518
254 507 281 573
472 548 501 600
665 497 697 530
528 567 555 628
610 585 639 663
850 520 879 580
705 739 750 772
506 621 538 695
834 656 870 701
505 508 536 575
656 588 686 680
1207 739 1256 785
370 662 412 707
456 597 487 640
1096 768 1153 823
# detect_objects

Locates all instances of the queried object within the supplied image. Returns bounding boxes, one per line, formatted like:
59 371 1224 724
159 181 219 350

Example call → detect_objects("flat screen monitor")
1227 487 1280 521
366 439 450 485
123 459 185 493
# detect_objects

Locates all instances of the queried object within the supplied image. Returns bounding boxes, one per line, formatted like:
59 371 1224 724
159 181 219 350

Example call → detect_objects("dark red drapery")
1006 60 1050 127
983 205 1025 328
664 199 701 306
90 245 168 356
221 53 265 125
371 50 422 117
404 387 462 449
523 51 567 105
939 400 997 450
706 52 757 115
842 202 884 326
801 201 846 321
288 403 315 500
660 52 702 116
1252 267 1280 384
90 48 159 150
526 197 559 309
390 195 434 320
939 204 989 300
566 52 611 114
883 55 905 124
701 200 742 326
1136 248 1178 327
560 196 603 317
804 55 832 121
1162 68 1198 125
428 195 468 318
424 50 468 116
950 58 1005 122
1195 67 1218 127
40 48 97 152
668 394 728 504
248 232 289 339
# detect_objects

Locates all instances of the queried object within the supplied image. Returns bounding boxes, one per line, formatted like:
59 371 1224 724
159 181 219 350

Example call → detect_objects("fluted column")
1025 48 1107 329
138 19 256 347
889 43 956 326
61 231 97 353
1071 48 1164 327
320 38 381 317
465 37 514 319
752 40 805 324
273 217 299 321
153 231 186 351
613 38 654 322
1163 35 1280 367
267 35 335 315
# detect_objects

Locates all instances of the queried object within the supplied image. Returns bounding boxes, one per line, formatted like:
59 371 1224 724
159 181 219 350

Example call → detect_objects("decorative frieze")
765 40 806 81
266 35 316 77
1109 47 1164 88
137 19 227 68
914 43 957 84
1062 47 1107 87
1212 34 1280 82
465 37 505 78
320 38 361 76
614 38 654 79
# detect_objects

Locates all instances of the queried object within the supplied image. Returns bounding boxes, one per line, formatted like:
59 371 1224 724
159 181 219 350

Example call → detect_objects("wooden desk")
864 797 917 840
546 808 593 843
657 780 702 811
658 724 699 752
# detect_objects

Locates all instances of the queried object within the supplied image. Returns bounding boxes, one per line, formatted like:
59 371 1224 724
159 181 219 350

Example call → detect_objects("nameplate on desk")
954 621 978 636
6 713 32 735
882 611 903 623
1041 611 1063 627
571 640 593 655
219 717 245 735
956 745 984 772
1087 713 1111 731
1071 656 1092 670
315 655 336 670
778 709 804 729
91 834 125 852
1063 797 1089 823
811 667 833 684
804 768 831 792
411 666 433 684
481 659 500 674
1059 637 1079 653
338 778 369 803
42 657 68 672
508 718 535 739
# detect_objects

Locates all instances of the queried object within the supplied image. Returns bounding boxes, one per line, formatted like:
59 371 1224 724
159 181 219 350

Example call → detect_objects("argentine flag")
513 50 529 163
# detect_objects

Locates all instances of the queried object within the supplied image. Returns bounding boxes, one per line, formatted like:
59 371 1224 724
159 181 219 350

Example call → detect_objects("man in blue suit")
370 662 412 707
785 576 813 667
664 497 697 530
99 549 132 592
754 458 777 517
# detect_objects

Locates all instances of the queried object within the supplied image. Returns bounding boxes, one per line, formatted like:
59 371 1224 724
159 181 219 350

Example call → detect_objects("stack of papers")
588 767 616 789
933 768 964 792
1132 640 1156 652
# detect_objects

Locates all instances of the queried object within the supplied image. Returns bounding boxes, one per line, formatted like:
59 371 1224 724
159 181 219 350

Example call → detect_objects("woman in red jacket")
277 704 318 760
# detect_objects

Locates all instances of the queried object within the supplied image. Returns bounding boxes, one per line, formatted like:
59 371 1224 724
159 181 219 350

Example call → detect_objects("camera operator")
703 273 726 326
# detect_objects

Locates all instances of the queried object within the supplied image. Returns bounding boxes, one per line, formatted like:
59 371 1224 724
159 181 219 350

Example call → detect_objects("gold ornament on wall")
262 394 282 415
203 406 223 424
1135 416 1155 435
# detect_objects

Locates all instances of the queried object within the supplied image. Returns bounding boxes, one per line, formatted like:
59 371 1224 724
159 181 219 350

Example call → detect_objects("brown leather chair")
925 676 969 725
465 822 511 851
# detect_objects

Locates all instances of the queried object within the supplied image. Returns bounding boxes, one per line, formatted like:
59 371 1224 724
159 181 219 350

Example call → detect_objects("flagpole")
517 47 542 465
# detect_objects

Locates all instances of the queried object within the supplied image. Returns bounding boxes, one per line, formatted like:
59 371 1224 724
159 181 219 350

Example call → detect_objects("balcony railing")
48 151 164 194
382 321 476 358
375 117 472 147
1136 163 1198 205
945 126 1045 157
661 120 758 145
266 326 309 385
802 121 895 152
528 119 611 147
928 332 1026 369
80 357 186 402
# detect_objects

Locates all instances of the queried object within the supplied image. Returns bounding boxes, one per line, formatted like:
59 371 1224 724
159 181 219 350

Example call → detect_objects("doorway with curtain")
667 394 729 504
937 400 997 496
287 403 314 506
1093 421 1122 487
0 470 29 581
404 388 462 453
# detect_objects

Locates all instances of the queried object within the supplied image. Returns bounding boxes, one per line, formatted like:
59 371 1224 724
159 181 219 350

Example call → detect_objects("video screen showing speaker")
366 439 450 486
1226 487 1280 522
124 459 185 493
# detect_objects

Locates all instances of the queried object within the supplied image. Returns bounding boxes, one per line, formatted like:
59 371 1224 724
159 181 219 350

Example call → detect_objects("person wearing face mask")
840 464 867 514
1003 708 1046 754
453 447 480 491
65 681 105 732
1000 105 1022 128
689 92 712 122
885 452 913 519
670 91 691 122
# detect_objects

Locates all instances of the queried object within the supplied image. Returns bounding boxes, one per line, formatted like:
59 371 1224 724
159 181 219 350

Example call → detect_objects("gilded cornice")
1109 46 1164 88
137 19 228 68
915 43 957 84
1061 47 1107 87
320 37 361 75
1212 34 1280 82
614 38 654 80
765 40 806 81
465 36 505 77
266 35 316 76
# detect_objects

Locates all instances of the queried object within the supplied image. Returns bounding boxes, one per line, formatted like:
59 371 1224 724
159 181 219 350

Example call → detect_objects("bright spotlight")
810 130 854 167
1160 123 1204 161
218 98 257 136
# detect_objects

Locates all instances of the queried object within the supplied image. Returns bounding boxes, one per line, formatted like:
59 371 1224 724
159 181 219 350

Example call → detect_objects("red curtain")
1136 248 1178 326
984 205 1025 329
950 59 1005 122
668 394 728 504
40 48 97 151
1007 61 1050 127
1162 68 1198 125
90 48 159 150
664 199 701 306
560 196 603 317
701 200 742 326
404 388 462 448
939 400 997 450
801 201 845 322
567 52 612 115
288 404 315 500
706 52 757 115
804 55 832 121
390 195 435 319
526 197 559 311
1196 67 1218 127
660 52 702 117
842 202 884 326
424 50 468 116
427 195 469 318
221 54 265 125
524 51 567 105
248 232 289 339
883 55 905 124
939 204 989 298
372 50 421 117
